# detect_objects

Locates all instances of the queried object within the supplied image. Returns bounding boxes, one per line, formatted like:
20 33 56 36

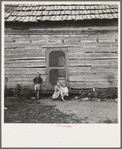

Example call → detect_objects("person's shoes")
62 99 66 102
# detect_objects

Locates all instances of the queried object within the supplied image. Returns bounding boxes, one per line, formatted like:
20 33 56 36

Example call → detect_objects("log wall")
4 24 118 90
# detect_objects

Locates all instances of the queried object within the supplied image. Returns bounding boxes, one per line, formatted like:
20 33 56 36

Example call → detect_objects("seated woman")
60 83 69 100
52 81 66 102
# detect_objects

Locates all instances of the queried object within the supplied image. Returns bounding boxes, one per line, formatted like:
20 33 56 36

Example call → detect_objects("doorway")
46 49 68 90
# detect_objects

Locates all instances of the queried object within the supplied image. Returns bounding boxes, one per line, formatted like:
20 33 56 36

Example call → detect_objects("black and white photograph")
2 1 120 147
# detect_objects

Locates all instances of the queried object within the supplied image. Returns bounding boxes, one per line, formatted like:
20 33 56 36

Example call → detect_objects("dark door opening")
46 49 68 90
49 51 65 67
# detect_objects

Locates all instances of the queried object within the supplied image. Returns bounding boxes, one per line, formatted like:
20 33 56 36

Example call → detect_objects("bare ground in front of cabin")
4 96 118 123
40 97 118 123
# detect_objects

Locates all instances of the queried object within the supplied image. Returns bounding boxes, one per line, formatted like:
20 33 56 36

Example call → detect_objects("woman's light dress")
52 85 69 99
52 85 61 99
61 86 69 96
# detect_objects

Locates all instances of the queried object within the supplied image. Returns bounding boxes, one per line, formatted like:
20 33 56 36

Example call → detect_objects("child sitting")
52 81 66 102
60 83 69 100
33 72 42 99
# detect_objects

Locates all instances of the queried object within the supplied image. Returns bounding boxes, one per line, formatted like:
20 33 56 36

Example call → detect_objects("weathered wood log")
5 46 45 50
5 41 118 48
5 53 46 59
69 81 118 88
69 63 118 69
5 52 117 59
68 67 118 72
69 64 117 69
69 75 118 82
5 26 118 31
5 27 118 35
5 59 46 64
91 64 117 69
69 59 117 65
68 47 118 53
5 68 46 75
5 37 117 43
5 33 118 44
69 53 117 58
4 63 46 68
5 48 46 54
69 57 117 60
5 57 46 61
69 71 118 76
6 74 46 82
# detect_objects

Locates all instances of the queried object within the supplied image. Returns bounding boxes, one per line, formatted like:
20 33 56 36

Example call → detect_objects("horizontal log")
5 26 118 31
69 57 117 60
4 53 118 60
6 26 118 31
64 42 118 47
5 53 46 59
62 34 118 40
5 37 117 44
5 68 46 75
5 74 46 82
5 27 118 35
65 39 117 43
69 71 118 76
43 45 71 49
5 59 46 64
4 44 118 51
69 75 118 82
69 64 117 69
5 48 46 54
5 32 118 38
5 46 45 50
4 43 62 48
5 57 46 61
5 33 118 44
5 52 117 59
91 64 117 69
69 53 117 58
69 81 118 88
5 35 50 40
5 41 118 48
69 59 117 66
4 62 46 68
5 46 118 55
68 47 118 53
5 48 116 55
6 81 47 91
68 67 118 72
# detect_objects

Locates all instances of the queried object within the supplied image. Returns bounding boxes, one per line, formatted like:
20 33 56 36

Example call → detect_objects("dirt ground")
40 97 118 123
4 96 118 123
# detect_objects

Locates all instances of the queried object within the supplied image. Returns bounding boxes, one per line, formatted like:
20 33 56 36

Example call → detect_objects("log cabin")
4 4 118 93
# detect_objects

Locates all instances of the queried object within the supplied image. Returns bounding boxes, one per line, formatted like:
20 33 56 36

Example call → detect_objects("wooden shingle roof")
5 4 118 22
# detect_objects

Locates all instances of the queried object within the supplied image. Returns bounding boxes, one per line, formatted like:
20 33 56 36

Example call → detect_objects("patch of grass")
79 88 118 100
98 119 118 123
13 84 35 100
4 97 82 123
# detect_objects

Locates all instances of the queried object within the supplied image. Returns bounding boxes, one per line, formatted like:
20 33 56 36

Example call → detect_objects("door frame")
46 47 69 90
